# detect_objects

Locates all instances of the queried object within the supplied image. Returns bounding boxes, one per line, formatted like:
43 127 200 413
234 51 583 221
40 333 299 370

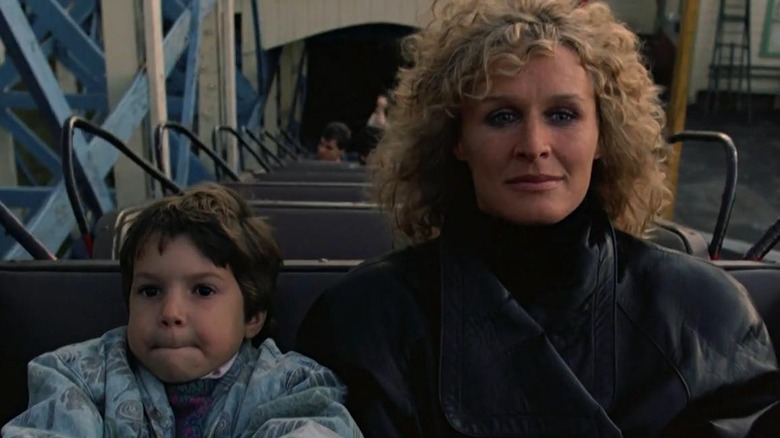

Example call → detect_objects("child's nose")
160 294 186 327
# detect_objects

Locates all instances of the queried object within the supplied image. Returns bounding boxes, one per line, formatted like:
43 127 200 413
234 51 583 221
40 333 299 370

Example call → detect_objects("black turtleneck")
440 198 603 382
446 199 593 309
469 200 589 307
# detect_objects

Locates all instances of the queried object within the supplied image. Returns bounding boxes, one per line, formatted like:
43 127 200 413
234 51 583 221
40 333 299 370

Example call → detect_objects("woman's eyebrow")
480 93 586 102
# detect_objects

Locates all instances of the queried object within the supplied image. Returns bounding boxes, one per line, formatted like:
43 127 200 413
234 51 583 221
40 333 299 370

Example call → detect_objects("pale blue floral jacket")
2 327 362 437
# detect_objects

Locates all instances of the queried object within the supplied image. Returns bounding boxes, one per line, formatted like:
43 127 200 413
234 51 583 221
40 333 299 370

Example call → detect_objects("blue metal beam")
2 0 219 260
25 0 106 86
0 92 107 111
163 0 187 21
0 1 113 219
52 45 105 91
0 0 98 91
14 154 36 186
0 110 60 179
250 0 265 98
175 0 204 186
287 47 307 136
0 187 50 211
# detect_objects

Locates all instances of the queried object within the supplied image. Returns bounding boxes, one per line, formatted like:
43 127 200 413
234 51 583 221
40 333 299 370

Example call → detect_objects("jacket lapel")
437 222 620 437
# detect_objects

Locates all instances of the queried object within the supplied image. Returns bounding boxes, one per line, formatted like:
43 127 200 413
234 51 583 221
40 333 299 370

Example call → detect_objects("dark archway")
301 24 415 153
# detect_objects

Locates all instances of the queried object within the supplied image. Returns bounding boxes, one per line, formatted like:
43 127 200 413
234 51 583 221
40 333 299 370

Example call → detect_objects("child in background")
2 183 361 438
316 122 351 162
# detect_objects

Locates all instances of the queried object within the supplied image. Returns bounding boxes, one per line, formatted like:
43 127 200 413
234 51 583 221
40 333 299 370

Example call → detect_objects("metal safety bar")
62 116 184 256
155 122 241 182
211 125 273 173
667 130 738 260
0 200 55 260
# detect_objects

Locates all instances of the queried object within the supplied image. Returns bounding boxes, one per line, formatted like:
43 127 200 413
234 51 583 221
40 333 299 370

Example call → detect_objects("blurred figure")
317 121 351 162
366 94 389 130
354 125 384 165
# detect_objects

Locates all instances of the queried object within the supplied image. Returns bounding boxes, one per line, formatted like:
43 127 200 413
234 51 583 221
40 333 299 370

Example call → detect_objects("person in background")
354 125 384 165
296 0 780 436
3 183 362 438
317 121 352 162
366 94 389 130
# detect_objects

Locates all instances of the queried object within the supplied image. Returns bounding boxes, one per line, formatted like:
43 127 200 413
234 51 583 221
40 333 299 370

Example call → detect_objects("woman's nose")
513 118 551 161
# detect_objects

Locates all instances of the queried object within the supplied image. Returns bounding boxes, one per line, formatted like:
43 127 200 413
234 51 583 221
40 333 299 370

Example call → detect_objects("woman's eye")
193 285 216 297
486 110 518 127
548 109 577 124
137 286 160 298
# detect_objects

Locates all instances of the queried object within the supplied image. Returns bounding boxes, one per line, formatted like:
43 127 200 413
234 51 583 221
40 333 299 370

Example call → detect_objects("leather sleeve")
661 368 780 437
295 260 428 438
648 256 780 436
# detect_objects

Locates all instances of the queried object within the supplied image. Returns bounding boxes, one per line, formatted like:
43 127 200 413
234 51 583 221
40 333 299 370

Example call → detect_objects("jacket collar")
437 209 620 436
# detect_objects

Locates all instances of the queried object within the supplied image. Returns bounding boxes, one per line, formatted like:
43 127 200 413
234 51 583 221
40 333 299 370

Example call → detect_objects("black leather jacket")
297 209 780 437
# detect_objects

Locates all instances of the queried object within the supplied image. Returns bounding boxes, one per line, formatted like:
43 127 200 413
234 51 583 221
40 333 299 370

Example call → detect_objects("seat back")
716 261 780 360
274 260 356 351
277 160 364 172
0 261 126 425
222 181 371 203
251 201 392 260
0 259 354 425
92 206 142 259
649 220 710 259
94 202 393 261
254 170 368 183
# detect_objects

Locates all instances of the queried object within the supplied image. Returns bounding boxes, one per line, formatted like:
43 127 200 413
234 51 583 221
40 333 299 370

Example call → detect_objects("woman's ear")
454 141 467 161
244 311 267 339
594 136 602 160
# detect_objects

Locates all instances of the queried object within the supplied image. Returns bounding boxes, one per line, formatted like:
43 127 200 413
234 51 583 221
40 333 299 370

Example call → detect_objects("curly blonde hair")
370 0 670 243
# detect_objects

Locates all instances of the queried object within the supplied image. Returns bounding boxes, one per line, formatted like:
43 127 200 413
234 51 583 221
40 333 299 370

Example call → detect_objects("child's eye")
137 286 160 298
193 285 216 297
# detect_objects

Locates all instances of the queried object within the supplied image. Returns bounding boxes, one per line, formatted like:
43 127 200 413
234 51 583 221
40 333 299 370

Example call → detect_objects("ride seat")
649 220 710 259
93 201 394 261
717 261 780 361
0 261 125 425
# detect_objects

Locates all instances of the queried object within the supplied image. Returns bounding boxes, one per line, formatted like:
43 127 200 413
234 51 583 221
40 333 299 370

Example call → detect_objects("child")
2 183 362 437
316 122 351 162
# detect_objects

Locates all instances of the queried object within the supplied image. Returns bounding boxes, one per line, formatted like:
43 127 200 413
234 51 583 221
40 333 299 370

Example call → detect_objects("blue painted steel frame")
0 1 100 92
164 0 277 178
173 0 203 186
0 0 102 181
25 1 106 90
0 109 61 177
0 1 113 219
1 0 218 259
0 0 280 259
287 47 308 137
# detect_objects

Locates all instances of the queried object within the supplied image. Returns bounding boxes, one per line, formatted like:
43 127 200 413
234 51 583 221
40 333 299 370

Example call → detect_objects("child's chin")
147 353 208 382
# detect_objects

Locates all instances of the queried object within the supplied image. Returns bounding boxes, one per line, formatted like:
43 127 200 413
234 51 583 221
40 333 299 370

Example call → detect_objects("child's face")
317 137 342 162
126 234 265 383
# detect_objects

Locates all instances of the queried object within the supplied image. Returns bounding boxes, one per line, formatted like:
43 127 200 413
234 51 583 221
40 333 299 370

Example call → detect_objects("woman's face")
455 46 600 225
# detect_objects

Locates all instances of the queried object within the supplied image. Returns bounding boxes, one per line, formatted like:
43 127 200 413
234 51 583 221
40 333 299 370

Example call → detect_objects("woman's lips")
505 174 563 191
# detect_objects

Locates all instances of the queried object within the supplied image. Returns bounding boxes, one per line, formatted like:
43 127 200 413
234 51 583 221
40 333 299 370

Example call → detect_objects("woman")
297 0 780 436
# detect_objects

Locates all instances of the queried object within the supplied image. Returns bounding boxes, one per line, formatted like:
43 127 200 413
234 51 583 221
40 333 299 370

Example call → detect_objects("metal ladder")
706 0 752 122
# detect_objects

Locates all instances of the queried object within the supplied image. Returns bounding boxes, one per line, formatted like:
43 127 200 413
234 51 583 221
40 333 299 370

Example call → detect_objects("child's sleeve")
1 352 103 438
242 354 363 438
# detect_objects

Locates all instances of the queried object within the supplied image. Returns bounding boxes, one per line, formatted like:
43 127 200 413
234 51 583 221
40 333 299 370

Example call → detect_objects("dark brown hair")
118 182 282 341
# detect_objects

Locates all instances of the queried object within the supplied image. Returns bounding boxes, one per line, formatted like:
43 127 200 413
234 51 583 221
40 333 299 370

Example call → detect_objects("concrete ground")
672 102 780 257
